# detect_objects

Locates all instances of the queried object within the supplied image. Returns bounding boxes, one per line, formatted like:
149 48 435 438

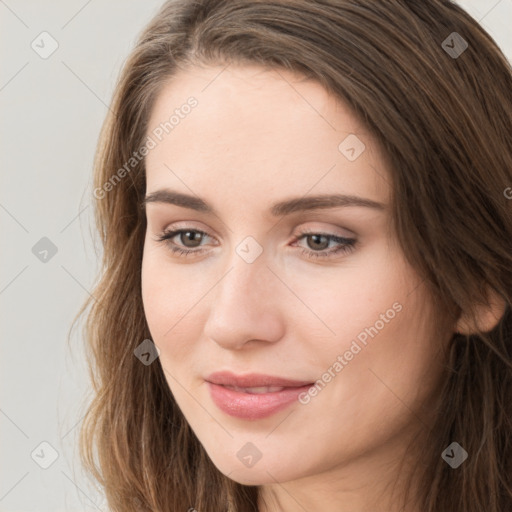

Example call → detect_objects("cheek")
293 287 444 467
286 240 413 348
320 280 443 439
141 247 221 374
298 244 443 413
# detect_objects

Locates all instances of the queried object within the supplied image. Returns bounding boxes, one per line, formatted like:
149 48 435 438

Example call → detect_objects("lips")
205 371 314 420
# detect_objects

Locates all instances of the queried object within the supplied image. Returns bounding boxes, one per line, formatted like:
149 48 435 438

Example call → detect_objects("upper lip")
206 371 313 388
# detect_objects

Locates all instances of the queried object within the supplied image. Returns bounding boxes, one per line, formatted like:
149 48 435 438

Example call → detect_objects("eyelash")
154 227 356 260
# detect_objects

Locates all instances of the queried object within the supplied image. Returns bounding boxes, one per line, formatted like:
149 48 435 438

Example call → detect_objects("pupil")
183 231 201 247
309 234 328 250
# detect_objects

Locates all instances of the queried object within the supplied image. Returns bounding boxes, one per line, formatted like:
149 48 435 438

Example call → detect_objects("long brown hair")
72 1 512 510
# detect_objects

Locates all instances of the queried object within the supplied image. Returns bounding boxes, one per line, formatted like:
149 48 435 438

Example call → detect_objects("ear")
455 287 507 335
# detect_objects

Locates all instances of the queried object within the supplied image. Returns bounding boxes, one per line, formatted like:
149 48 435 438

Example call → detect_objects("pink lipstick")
205 371 314 420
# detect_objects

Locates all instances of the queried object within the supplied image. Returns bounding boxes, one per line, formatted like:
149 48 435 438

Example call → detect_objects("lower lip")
206 382 313 420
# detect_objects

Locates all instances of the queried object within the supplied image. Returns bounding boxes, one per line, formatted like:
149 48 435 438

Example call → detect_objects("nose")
203 254 285 351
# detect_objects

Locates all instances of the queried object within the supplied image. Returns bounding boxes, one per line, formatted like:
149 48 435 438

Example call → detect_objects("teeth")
224 385 286 394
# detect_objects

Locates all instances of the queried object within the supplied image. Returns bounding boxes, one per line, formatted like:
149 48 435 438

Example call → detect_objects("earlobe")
455 288 507 335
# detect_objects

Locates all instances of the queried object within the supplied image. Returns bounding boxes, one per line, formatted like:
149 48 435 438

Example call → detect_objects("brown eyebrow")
141 189 386 217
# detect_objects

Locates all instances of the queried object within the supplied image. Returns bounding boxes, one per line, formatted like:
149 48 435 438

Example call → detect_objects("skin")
141 63 459 512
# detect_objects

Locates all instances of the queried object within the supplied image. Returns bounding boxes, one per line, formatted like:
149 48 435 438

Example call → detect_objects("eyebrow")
141 189 386 217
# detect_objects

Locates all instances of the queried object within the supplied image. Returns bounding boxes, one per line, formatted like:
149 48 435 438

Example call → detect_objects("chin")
206 449 306 486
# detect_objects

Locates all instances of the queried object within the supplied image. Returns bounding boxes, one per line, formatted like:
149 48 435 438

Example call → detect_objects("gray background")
1 1 511 510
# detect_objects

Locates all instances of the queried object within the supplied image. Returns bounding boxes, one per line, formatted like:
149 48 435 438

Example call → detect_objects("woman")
74 1 512 510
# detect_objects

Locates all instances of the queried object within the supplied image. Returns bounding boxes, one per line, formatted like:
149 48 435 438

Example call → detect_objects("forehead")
144 64 390 210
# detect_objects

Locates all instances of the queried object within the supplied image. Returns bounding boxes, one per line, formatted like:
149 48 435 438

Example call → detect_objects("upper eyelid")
160 226 350 237
158 220 356 238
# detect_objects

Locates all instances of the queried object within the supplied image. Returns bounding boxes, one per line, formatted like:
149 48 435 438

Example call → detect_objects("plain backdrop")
1 1 511 510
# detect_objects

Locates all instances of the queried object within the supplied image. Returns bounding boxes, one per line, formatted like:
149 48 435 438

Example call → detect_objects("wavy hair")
72 1 512 510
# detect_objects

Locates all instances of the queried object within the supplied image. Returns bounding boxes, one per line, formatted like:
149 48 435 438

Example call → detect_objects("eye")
292 230 356 259
154 227 357 260
154 228 212 258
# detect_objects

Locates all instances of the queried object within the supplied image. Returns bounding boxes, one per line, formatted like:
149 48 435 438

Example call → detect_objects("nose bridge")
215 246 273 319
216 232 273 306
203 244 284 349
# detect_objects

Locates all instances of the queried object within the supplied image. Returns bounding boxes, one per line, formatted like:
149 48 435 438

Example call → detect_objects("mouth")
221 385 289 394
205 371 314 420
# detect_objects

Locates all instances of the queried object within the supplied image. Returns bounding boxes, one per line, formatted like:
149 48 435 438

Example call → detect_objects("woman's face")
141 64 453 489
